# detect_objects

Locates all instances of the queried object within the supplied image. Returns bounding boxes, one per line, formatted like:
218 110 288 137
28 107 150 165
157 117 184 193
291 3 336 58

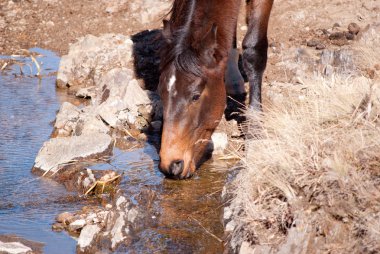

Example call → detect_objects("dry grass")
229 75 380 253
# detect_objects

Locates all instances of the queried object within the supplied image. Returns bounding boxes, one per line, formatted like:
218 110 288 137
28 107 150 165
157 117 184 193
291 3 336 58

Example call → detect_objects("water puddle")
0 48 229 253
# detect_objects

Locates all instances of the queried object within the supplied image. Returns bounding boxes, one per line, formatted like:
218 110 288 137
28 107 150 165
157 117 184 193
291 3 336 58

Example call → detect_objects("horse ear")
162 20 172 43
199 24 218 68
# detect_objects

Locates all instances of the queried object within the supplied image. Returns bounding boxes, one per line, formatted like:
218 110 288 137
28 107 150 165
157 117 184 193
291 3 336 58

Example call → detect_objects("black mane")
159 0 202 77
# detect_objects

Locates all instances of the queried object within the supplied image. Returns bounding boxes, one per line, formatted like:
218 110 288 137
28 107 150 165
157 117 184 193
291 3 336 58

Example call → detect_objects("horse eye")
192 94 201 102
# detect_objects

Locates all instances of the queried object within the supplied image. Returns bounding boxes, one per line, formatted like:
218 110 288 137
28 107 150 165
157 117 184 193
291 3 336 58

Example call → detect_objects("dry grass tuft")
229 75 380 253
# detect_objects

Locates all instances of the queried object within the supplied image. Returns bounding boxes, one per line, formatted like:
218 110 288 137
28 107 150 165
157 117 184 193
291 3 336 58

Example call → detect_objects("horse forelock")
160 0 202 77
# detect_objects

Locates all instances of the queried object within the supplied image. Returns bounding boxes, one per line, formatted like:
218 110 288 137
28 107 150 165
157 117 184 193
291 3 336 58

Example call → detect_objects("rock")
123 79 151 111
76 86 96 99
117 110 137 125
0 241 32 254
74 109 110 136
56 211 73 224
328 32 345 40
306 39 319 47
52 223 65 231
33 133 113 174
54 102 80 136
56 34 133 88
348 22 360 35
77 225 101 251
315 43 326 50
110 212 127 249
69 219 87 231
239 241 256 254
319 49 354 75
344 31 355 40
211 132 228 155
93 68 154 129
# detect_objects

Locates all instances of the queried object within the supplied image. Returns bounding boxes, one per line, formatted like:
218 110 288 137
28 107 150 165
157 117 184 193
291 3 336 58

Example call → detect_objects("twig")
84 174 121 195
189 216 223 243
30 55 41 76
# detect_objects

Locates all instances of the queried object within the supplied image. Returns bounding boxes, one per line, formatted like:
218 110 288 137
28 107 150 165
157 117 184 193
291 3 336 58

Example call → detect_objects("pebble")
316 43 326 50
348 22 360 35
69 219 86 231
52 223 65 231
344 31 355 40
329 32 345 40
306 39 319 47
56 211 73 224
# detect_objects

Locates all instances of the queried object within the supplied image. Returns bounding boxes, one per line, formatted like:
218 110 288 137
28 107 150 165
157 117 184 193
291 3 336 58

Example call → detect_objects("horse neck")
170 0 241 59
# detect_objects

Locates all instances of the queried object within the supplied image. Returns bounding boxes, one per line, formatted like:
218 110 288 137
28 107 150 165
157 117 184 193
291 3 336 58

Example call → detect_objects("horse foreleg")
243 0 273 111
225 22 245 96
224 22 246 122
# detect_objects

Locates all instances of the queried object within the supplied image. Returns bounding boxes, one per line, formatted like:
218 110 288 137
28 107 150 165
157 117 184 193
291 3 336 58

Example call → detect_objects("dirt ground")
1 0 379 81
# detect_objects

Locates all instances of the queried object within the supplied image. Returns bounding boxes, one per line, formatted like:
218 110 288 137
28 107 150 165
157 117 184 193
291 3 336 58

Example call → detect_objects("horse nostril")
169 160 184 176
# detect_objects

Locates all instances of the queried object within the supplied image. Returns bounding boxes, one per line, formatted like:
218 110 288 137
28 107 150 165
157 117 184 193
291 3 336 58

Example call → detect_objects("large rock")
77 225 101 252
0 235 43 254
56 34 133 88
33 133 113 174
93 67 154 128
0 241 32 254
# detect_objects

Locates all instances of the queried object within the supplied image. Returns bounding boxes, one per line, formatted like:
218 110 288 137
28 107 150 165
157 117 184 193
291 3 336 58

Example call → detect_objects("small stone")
69 219 86 231
344 31 355 40
76 86 96 99
105 204 113 209
211 132 228 154
240 241 255 254
331 38 348 46
137 133 147 141
306 39 319 47
52 223 65 231
333 23 341 28
364 68 375 79
46 21 55 27
329 32 345 40
316 43 326 50
56 212 73 224
348 22 360 35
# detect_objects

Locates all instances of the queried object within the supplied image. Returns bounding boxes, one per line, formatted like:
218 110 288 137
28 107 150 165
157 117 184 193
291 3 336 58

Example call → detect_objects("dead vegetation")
229 75 380 253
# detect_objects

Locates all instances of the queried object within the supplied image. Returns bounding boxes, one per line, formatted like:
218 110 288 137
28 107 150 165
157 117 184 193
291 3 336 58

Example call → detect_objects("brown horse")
158 0 273 179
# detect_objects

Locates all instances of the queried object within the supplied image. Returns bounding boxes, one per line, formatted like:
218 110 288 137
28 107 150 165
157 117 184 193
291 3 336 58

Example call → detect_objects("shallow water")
0 48 228 253
0 48 84 253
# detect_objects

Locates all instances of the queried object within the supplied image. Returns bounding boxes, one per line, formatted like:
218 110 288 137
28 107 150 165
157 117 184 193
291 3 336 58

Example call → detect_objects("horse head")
158 21 226 179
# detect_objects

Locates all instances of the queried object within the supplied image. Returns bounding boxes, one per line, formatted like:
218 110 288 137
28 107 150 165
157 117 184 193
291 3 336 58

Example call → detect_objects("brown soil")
1 0 379 81
0 0 169 56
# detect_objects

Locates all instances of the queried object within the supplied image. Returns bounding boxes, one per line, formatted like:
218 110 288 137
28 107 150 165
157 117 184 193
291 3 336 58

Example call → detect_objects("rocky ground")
1 0 380 253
